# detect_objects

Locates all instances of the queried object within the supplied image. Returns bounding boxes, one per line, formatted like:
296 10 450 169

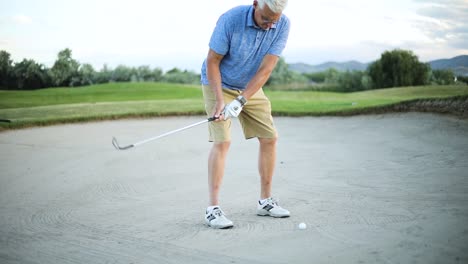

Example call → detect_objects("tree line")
0 48 464 91
269 49 463 92
0 49 199 90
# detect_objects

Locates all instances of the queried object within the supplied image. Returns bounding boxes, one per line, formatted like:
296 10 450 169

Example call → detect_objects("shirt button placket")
256 32 262 45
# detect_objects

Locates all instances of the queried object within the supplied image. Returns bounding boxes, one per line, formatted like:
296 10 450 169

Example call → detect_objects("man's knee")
213 141 231 153
258 137 277 147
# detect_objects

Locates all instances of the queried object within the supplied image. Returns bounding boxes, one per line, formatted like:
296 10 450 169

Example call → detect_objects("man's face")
253 1 282 30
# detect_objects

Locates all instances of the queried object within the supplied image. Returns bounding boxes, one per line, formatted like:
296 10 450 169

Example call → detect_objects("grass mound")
1 83 467 130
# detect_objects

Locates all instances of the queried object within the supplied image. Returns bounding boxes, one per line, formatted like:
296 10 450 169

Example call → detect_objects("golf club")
112 116 217 150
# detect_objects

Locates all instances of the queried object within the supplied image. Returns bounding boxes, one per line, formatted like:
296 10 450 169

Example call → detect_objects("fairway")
268 85 468 115
0 82 203 109
0 83 467 129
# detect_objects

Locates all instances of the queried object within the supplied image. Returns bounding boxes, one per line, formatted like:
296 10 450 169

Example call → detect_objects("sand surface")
1 113 467 264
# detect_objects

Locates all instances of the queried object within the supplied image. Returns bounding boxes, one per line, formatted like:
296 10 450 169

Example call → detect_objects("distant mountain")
289 55 468 76
429 55 468 76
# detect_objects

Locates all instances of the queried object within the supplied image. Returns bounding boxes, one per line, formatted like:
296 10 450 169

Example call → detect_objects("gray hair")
257 0 288 13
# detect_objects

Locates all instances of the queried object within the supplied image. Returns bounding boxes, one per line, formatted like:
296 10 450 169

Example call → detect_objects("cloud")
413 0 468 50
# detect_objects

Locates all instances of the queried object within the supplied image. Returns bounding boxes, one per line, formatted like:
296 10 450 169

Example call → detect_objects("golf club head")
112 137 134 150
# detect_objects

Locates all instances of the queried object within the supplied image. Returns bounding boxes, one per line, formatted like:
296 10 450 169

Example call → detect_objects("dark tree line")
0 49 200 90
1 48 462 91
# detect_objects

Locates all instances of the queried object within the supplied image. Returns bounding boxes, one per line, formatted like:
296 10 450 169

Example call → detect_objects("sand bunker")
1 113 467 263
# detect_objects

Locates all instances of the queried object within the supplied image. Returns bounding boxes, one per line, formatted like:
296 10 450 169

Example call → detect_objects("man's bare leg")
256 137 290 217
258 137 277 199
208 141 231 205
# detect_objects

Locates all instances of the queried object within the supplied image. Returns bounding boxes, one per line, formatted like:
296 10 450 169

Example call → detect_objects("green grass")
268 85 468 115
0 82 202 109
0 83 467 130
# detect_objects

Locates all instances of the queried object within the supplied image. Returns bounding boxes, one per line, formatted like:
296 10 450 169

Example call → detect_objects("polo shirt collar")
247 5 277 29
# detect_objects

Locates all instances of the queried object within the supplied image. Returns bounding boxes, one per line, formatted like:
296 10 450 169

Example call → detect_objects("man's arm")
241 54 279 100
206 49 225 120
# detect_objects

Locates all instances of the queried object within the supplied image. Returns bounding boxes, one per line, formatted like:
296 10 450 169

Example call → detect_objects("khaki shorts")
202 85 277 142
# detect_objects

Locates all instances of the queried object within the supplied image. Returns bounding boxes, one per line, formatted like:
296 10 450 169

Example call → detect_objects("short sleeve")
209 14 231 55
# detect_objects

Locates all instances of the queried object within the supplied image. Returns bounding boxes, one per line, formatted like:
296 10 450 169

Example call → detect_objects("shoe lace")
267 197 280 206
212 208 225 217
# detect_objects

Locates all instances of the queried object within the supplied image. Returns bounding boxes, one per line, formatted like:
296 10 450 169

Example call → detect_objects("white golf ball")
298 222 307 230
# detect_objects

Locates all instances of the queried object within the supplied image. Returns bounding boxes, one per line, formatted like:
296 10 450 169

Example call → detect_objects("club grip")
207 116 219 122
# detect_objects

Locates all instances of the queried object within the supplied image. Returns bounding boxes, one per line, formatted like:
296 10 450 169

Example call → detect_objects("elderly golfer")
201 0 291 229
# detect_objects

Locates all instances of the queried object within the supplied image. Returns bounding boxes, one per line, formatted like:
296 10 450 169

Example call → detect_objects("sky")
1 0 467 72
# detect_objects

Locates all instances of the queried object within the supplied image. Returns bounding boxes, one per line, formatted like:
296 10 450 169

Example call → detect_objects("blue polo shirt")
201 5 290 90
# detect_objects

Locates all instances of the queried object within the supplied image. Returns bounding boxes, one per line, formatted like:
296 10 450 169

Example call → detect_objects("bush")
368 49 430 89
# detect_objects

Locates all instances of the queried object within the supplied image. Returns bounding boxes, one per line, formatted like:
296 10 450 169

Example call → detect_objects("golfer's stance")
201 0 290 229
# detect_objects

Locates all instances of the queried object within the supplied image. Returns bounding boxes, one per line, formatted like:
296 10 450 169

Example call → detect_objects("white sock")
259 197 270 204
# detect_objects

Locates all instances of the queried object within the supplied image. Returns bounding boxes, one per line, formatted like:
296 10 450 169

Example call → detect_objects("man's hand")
222 96 247 120
212 100 225 121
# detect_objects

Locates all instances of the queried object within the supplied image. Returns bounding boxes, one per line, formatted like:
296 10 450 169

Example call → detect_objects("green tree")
267 57 307 86
12 59 50 90
360 74 373 90
324 68 340 84
431 69 455 85
368 49 430 88
77 63 96 86
456 76 468 84
336 70 368 92
0 50 14 89
152 67 163 82
112 65 134 82
50 48 80 87
303 71 327 83
411 60 430 86
95 64 112 84
134 65 152 82
268 57 291 85
368 60 383 88
162 68 199 84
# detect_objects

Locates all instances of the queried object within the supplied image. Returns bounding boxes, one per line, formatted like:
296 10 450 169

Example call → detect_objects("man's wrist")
235 95 247 106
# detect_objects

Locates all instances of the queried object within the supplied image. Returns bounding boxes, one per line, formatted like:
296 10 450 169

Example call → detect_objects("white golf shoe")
257 197 290 218
205 206 234 229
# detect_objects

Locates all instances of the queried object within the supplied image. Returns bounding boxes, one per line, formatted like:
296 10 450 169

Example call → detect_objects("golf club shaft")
133 118 210 147
113 117 217 150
